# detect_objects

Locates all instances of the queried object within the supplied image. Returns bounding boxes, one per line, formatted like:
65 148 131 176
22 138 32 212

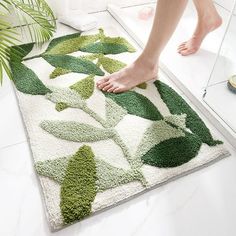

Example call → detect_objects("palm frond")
0 0 56 83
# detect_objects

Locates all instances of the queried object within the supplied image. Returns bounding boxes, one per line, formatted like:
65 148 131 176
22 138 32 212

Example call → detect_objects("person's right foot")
178 12 222 56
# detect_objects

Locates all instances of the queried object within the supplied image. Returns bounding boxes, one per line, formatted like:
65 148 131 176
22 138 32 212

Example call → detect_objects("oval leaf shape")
45 33 100 55
104 91 163 121
10 62 51 95
60 145 97 224
155 80 222 146
100 56 126 74
80 43 131 55
40 120 115 142
141 132 202 168
70 75 95 99
42 54 104 76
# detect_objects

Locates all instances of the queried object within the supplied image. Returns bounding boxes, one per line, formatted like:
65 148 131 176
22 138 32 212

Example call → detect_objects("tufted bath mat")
10 28 230 231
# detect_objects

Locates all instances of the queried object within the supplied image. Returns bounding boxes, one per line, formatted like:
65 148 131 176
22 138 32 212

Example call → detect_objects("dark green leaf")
155 80 222 146
10 62 51 95
142 132 202 168
42 54 104 76
104 91 163 121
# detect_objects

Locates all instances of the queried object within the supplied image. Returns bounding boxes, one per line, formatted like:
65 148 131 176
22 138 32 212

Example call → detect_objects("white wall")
46 0 156 16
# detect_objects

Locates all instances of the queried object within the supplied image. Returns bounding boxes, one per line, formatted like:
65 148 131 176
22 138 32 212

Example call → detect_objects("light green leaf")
99 56 126 74
60 145 97 224
40 120 116 142
42 54 105 76
105 98 127 128
137 82 147 89
70 75 95 99
50 67 71 79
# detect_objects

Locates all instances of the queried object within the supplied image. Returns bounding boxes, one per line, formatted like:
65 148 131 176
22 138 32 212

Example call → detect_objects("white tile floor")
1 10 236 236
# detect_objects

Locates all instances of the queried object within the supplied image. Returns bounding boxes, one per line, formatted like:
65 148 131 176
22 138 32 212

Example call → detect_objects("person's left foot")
178 11 222 56
96 58 158 93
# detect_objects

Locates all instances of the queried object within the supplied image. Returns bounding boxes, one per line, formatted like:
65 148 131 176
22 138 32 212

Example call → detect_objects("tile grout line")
0 140 27 152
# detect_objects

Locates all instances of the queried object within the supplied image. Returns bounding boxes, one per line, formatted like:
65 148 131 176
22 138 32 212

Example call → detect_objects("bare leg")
97 0 188 93
178 0 222 56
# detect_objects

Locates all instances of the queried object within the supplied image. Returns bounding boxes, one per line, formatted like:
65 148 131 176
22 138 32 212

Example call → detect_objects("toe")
107 86 116 93
102 83 113 91
97 81 110 89
96 76 110 86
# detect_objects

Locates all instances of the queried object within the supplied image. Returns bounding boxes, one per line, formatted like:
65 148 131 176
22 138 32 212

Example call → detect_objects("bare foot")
178 12 222 56
96 58 158 93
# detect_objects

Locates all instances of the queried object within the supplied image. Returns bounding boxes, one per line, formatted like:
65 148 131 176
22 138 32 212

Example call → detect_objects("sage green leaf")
100 56 126 74
141 132 202 168
135 119 185 160
95 158 143 192
70 75 95 99
40 120 116 142
104 91 163 121
155 80 222 146
10 62 51 95
46 86 84 108
42 54 104 76
50 67 71 79
105 98 127 128
60 145 97 224
35 156 70 184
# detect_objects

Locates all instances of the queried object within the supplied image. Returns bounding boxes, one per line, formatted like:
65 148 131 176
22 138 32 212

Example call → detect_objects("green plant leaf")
60 145 97 224
40 120 115 142
10 61 51 95
80 42 132 55
10 43 35 62
104 91 163 121
70 75 95 99
105 98 127 128
55 102 69 112
44 33 101 55
141 131 202 168
42 54 104 76
155 80 222 146
135 119 186 160
137 82 147 89
49 67 71 79
99 56 126 74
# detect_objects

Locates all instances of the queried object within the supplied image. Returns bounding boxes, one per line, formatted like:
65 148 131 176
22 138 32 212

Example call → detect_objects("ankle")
135 55 159 73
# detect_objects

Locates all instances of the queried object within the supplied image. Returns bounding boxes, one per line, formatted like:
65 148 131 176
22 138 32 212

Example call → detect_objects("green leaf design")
80 42 132 55
50 67 71 79
95 158 143 192
44 32 81 54
55 102 69 112
155 80 222 146
40 120 116 142
137 82 147 89
35 156 70 184
105 98 127 128
70 75 95 99
141 132 202 168
60 145 97 224
135 119 185 160
99 56 126 74
104 91 163 121
42 54 105 76
10 43 35 62
10 62 51 95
